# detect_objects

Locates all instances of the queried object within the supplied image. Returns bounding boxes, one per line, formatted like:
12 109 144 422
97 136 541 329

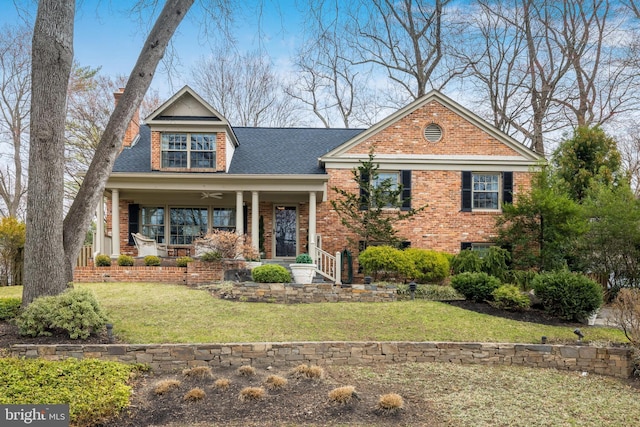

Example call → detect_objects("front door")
274 206 297 257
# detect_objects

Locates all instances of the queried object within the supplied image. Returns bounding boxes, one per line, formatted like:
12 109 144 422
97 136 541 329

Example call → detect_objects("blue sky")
1 0 305 96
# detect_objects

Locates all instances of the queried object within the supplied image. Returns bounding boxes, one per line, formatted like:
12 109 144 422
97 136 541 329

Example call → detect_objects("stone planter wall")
213 283 397 303
9 341 633 378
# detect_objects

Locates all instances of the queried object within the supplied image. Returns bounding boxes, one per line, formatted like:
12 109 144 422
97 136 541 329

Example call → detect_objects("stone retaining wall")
9 341 633 378
213 283 397 303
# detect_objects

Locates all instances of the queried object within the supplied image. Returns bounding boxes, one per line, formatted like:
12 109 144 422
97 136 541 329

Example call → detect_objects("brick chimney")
113 88 140 149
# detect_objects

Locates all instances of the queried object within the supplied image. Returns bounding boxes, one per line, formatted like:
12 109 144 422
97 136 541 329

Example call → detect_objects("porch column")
111 189 120 257
251 191 259 251
236 191 244 235
95 196 104 256
308 191 317 261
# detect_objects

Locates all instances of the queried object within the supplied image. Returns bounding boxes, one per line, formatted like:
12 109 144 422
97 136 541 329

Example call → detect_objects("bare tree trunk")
23 0 194 304
62 0 194 284
23 0 75 305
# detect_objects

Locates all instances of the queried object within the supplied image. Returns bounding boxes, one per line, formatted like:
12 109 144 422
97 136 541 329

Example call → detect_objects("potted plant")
290 253 317 284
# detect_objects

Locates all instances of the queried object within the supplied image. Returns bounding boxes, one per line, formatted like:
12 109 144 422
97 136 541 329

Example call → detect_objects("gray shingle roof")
112 125 364 174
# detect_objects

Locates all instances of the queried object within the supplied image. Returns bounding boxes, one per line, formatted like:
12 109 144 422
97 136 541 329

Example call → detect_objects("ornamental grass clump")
238 386 265 402
264 375 288 390
214 378 231 390
154 379 181 395
183 387 206 401
328 385 359 405
289 364 325 380
237 365 256 376
376 393 404 414
182 366 213 380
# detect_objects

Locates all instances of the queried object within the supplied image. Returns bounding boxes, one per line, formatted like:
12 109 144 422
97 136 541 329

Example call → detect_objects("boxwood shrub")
117 254 134 266
532 271 603 322
404 248 450 284
94 254 111 267
176 256 194 267
490 284 531 311
358 246 414 281
450 272 501 302
252 264 291 283
144 255 161 266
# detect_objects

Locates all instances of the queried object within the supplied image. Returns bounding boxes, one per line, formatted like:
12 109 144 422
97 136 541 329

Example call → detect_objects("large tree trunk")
23 0 194 305
23 1 75 306
62 0 194 284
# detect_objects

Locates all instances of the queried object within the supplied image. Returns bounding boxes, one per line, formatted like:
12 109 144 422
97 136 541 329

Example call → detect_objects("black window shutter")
400 170 411 211
243 205 248 234
461 171 472 212
128 204 139 245
461 242 472 251
359 170 370 210
503 172 513 205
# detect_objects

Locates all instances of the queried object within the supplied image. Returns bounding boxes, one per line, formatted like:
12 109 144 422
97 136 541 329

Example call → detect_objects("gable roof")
113 125 364 174
321 90 543 165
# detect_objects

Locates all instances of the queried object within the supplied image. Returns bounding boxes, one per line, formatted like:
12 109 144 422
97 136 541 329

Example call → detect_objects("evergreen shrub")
404 248 450 284
144 255 161 266
252 264 291 283
490 284 531 311
16 288 109 339
533 271 603 321
358 245 414 280
117 254 134 266
450 272 501 302
0 297 21 320
94 254 111 267
176 256 194 267
451 249 482 274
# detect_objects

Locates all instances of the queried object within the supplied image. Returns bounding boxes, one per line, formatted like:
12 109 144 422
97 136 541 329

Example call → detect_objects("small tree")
0 217 26 286
331 149 425 250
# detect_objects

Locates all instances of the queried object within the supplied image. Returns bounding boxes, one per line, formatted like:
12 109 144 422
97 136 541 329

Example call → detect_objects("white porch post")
111 189 120 257
95 196 104 256
251 191 259 251
308 191 317 261
236 191 244 235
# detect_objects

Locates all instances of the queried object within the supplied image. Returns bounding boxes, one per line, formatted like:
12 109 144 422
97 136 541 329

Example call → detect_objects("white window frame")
161 132 216 169
472 173 501 211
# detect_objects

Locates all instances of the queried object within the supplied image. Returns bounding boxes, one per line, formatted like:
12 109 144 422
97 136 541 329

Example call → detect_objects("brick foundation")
9 341 633 378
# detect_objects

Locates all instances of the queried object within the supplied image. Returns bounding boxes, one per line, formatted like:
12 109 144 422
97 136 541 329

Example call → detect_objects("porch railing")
76 245 93 267
314 245 341 285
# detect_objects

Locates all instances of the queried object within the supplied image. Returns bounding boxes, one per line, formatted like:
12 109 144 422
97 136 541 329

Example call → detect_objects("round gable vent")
424 123 443 143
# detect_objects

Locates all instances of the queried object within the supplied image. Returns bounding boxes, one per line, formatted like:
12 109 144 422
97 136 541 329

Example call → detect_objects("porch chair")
131 233 168 257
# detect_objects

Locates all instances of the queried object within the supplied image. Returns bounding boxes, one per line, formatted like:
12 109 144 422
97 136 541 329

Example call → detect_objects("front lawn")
1 283 624 344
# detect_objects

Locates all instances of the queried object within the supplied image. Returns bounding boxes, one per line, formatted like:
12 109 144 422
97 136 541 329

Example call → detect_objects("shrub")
328 386 358 405
295 253 313 264
508 270 539 291
405 248 450 284
482 246 511 282
377 393 404 414
0 358 134 426
200 251 222 262
154 379 181 395
117 254 134 266
195 229 244 259
183 387 206 401
358 245 414 281
176 256 194 267
252 264 291 283
214 378 231 390
396 284 463 301
238 386 265 401
450 272 501 302
532 271 603 322
0 297 21 320
144 255 161 266
451 249 482 274
94 254 111 267
16 288 109 339
611 288 640 347
264 375 288 390
490 284 531 311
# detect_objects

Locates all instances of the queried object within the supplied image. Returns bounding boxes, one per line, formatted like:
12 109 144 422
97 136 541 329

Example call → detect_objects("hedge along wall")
9 341 633 379
73 260 245 285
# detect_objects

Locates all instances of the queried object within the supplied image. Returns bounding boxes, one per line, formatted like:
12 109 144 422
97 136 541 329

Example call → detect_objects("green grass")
1 283 625 344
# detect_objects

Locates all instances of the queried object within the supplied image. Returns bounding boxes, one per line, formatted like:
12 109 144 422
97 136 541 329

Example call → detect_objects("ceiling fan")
201 192 223 199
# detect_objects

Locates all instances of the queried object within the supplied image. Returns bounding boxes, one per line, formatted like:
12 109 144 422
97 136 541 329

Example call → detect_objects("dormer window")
161 132 216 169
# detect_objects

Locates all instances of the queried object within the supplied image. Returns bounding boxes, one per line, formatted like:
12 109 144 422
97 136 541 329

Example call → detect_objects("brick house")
98 86 542 282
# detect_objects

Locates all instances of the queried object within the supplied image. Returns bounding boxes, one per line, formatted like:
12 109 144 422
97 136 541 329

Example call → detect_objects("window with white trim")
473 173 500 209
161 133 216 168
